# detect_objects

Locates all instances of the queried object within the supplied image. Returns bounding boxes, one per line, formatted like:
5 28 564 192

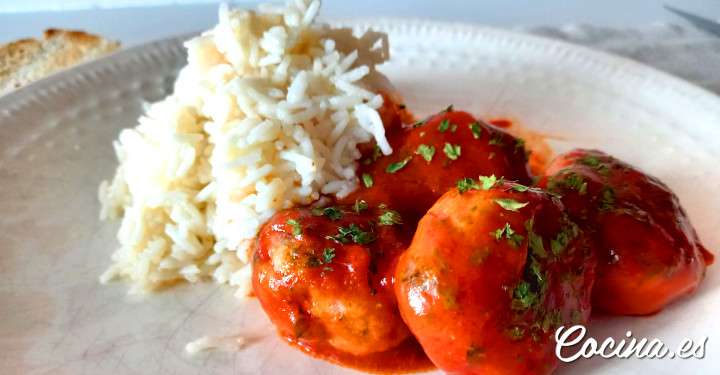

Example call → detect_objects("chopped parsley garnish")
386 157 411 173
362 158 371 165
362 173 373 187
444 104 454 113
488 133 505 146
478 174 498 190
490 223 523 247
287 218 303 235
598 185 616 211
443 143 461 160
578 155 610 176
469 122 483 139
353 199 368 213
438 119 450 132
326 223 376 244
377 205 402 226
413 121 426 128
305 257 323 267
373 145 382 160
451 124 457 132
323 248 336 264
419 132 425 137
312 206 343 220
489 152 496 159
417 144 435 162
515 138 526 150
306 248 336 273
547 171 587 195
525 218 547 258
492 199 529 212
550 231 570 256
511 281 538 311
456 177 479 194
508 184 530 192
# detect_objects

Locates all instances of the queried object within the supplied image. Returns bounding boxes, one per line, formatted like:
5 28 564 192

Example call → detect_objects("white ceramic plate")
1 19 719 375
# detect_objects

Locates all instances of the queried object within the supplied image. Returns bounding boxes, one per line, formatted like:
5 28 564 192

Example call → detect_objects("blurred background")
1 0 719 46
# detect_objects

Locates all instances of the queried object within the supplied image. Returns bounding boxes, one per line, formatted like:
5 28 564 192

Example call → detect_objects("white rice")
98 0 392 296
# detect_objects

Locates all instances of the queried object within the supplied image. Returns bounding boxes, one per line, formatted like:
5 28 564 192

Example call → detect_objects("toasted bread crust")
0 29 120 95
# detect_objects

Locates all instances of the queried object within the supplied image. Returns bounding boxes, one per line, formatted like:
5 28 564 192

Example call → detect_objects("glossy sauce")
342 110 533 226
252 205 436 373
540 149 714 315
489 119 555 176
287 334 435 374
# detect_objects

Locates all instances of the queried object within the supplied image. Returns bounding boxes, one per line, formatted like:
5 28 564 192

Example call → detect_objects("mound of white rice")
98 0 393 296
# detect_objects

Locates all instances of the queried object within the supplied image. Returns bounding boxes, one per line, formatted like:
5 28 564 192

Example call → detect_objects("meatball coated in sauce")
252 205 412 357
539 149 713 315
395 180 596 375
342 110 533 225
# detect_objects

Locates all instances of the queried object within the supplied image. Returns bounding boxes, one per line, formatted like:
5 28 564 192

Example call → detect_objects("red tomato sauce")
489 118 554 176
286 335 436 374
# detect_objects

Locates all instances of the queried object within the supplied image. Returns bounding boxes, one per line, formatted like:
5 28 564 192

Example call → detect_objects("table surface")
0 0 719 47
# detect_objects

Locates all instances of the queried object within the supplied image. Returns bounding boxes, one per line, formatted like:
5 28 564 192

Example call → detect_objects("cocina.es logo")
555 325 707 362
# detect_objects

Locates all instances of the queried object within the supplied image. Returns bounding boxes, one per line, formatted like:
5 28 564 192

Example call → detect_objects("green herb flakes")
378 206 402 226
312 206 343 220
469 122 483 139
478 175 498 190
326 223 376 245
488 133 505 146
511 281 538 311
443 143 461 160
508 184 530 192
353 199 368 213
491 199 529 212
444 104 454 113
373 145 382 160
361 173 373 188
525 219 547 258
451 124 457 132
490 223 523 247
456 177 479 194
547 172 587 195
413 121 426 128
287 219 303 235
417 144 435 162
598 185 616 212
578 155 610 176
438 119 450 132
386 157 411 173
323 248 336 264
305 257 323 267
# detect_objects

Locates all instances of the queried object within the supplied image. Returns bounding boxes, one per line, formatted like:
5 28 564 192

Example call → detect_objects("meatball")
252 204 411 356
395 178 595 374
539 149 714 315
342 109 533 225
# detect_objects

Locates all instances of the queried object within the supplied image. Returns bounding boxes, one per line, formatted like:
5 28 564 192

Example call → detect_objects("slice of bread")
0 29 120 96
